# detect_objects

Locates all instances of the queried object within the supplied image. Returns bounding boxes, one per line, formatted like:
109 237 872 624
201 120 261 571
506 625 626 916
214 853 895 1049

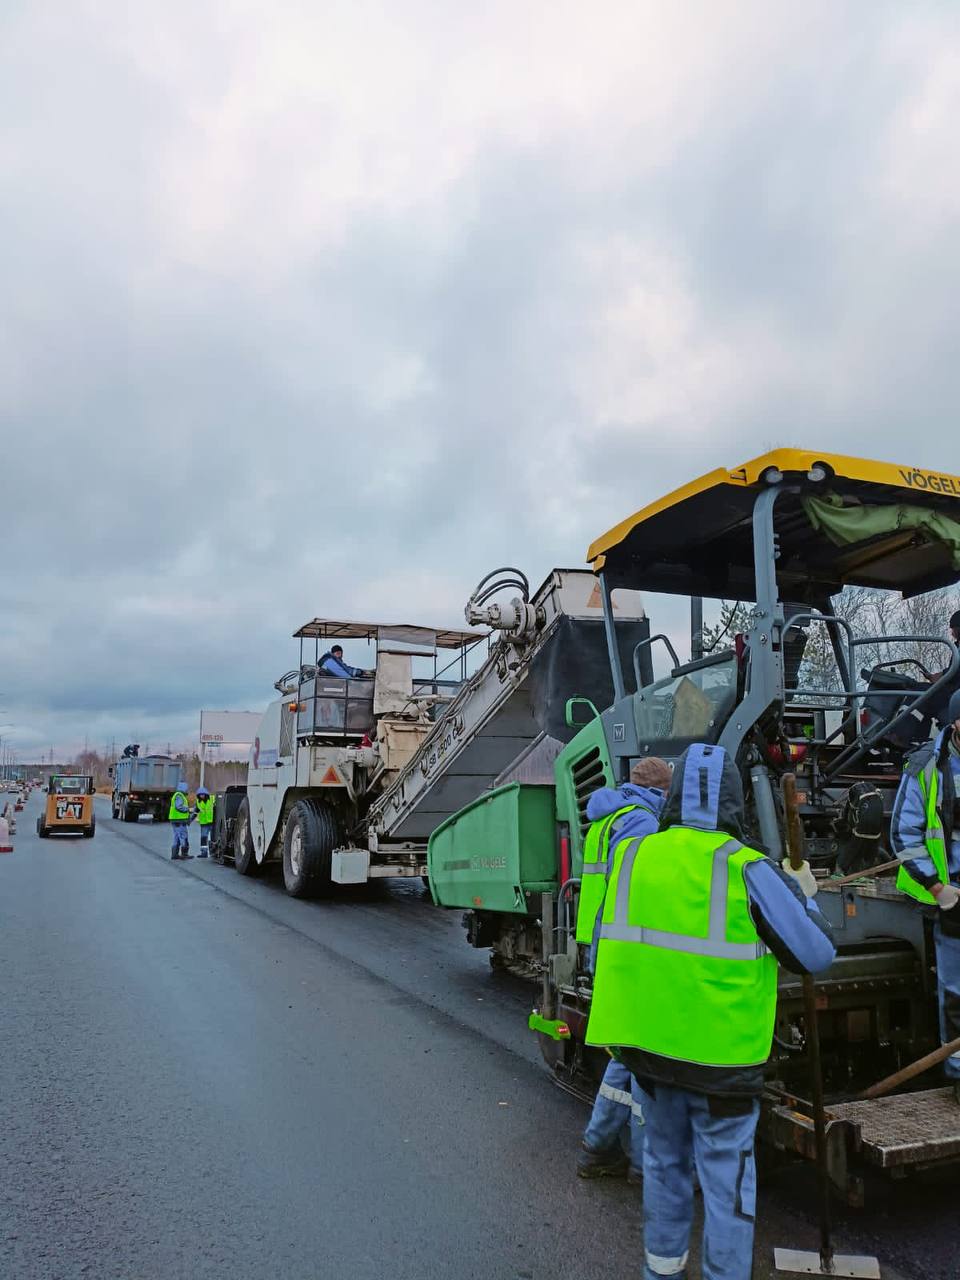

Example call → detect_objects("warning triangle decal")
320 767 340 785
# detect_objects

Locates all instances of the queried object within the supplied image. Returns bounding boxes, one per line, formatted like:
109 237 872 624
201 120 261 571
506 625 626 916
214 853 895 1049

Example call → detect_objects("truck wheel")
111 798 120 820
122 800 138 823
83 816 96 839
211 811 228 863
233 799 260 876
282 800 337 898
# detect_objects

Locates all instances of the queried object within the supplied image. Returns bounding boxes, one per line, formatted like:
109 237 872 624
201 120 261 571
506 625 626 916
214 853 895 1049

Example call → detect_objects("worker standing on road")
576 756 672 1182
169 781 193 861
891 687 960 1099
587 743 835 1280
319 644 370 679
196 788 215 858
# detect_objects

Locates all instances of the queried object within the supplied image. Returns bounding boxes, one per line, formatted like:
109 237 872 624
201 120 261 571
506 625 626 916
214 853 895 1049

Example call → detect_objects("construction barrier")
0 813 12 853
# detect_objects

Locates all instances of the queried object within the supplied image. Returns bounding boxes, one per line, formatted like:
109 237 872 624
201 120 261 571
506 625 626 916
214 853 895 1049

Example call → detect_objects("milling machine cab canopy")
586 450 960 811
286 617 488 740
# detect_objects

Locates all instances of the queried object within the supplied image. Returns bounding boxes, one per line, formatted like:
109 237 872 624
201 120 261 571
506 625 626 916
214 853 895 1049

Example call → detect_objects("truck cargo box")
428 783 557 912
114 757 181 793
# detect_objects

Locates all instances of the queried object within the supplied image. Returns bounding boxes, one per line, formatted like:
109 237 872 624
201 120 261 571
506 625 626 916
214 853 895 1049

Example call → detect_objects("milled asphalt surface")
0 791 947 1279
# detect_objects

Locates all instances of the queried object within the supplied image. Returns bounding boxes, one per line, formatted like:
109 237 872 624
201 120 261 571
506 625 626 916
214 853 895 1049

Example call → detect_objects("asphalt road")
0 791 949 1279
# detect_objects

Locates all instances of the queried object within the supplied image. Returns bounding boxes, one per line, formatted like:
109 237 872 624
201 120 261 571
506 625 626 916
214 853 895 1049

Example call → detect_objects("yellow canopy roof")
588 449 960 600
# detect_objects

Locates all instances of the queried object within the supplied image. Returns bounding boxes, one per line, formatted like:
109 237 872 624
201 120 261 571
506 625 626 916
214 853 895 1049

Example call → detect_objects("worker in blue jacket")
319 645 370 679
577 757 672 1182
890 688 960 1097
593 744 835 1280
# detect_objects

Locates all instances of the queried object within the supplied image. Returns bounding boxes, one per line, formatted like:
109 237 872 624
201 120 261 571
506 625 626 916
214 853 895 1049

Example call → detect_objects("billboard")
199 711 262 752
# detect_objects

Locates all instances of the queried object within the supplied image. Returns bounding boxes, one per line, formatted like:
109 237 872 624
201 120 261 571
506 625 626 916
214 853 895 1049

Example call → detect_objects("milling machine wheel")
233 799 260 876
282 800 337 898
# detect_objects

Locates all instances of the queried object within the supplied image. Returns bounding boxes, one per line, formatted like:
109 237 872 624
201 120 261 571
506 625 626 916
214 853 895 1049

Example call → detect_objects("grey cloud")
2 2 960 761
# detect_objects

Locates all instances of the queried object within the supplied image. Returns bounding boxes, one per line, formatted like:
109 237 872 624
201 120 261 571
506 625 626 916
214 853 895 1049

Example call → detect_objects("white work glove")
781 858 818 898
933 883 960 911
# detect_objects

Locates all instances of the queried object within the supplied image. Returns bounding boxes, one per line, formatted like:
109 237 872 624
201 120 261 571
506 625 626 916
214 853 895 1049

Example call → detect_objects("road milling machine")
429 450 960 1199
227 569 649 897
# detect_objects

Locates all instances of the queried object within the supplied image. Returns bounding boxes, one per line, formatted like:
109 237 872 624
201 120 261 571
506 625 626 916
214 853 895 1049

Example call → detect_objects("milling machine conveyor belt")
368 569 648 843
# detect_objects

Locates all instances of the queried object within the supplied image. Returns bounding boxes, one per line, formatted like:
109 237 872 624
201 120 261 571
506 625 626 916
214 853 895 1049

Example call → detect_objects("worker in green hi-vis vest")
196 788 215 858
575 756 671 1184
891 687 960 1100
587 743 835 1280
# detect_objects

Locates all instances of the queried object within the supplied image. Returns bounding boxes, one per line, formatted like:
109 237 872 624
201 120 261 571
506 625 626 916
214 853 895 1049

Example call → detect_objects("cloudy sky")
2 0 959 761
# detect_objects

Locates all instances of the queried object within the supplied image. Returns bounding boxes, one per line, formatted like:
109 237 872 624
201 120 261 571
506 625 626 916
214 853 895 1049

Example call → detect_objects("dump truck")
37 774 96 838
110 754 182 823
429 450 960 1200
219 568 649 896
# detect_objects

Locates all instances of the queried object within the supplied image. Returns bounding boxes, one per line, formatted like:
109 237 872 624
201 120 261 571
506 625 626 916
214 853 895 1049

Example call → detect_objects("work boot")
576 1144 629 1179
627 1166 643 1187
198 849 209 858
181 850 193 859
171 851 180 860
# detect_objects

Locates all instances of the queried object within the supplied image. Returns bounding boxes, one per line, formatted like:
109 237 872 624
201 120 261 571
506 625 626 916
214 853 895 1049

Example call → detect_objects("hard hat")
177 780 188 791
197 787 210 798
949 688 960 726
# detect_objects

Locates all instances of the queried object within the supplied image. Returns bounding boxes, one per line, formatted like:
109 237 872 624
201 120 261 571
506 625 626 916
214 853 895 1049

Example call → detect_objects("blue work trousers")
198 823 211 850
583 1059 644 1172
935 922 960 1079
171 821 190 852
638 1083 759 1280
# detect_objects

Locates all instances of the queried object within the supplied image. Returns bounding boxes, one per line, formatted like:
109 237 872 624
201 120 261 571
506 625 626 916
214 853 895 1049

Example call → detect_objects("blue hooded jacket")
890 727 960 889
586 782 665 845
584 783 666 975
615 743 835 1097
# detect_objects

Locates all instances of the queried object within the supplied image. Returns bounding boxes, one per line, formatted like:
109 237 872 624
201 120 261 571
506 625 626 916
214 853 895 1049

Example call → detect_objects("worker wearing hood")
576 757 671 1184
587 743 834 1280
891 687 960 1097
168 780 193 861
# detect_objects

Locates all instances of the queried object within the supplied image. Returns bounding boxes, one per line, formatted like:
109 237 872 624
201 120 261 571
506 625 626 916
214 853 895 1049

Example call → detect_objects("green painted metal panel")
428 782 557 913
553 715 615 874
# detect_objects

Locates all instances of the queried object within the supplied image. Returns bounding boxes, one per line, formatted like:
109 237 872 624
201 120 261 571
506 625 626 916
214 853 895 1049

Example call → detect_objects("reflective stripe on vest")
586 826 777 1069
896 758 948 905
168 791 188 822
599 837 767 961
574 805 639 945
197 796 214 825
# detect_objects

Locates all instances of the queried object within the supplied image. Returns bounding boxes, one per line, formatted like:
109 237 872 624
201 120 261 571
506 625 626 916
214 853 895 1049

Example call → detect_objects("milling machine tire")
83 816 96 839
233 798 260 877
282 800 337 898
37 818 48 838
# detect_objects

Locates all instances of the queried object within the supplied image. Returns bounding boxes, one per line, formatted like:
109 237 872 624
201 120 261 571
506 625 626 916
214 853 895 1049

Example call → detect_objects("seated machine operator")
318 644 372 679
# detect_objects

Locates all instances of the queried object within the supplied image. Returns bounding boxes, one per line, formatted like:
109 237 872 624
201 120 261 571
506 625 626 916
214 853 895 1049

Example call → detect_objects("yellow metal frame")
588 450 960 569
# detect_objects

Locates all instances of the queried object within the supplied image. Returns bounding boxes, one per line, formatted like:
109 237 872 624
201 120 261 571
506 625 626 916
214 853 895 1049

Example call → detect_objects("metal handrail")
632 634 680 694
824 636 959 780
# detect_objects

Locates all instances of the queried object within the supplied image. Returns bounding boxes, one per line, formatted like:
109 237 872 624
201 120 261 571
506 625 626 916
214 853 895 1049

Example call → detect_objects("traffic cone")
0 814 12 853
